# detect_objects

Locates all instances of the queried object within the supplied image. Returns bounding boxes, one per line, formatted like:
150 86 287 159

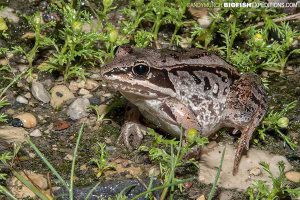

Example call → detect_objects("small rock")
85 79 99 91
148 166 160 177
88 97 101 105
24 92 31 99
77 80 85 88
30 129 42 137
17 64 29 73
0 7 19 23
83 94 93 99
90 74 101 80
53 120 71 131
80 164 88 171
285 171 300 183
50 85 75 108
68 81 79 92
196 195 206 200
8 170 48 199
67 98 90 120
16 96 28 104
78 88 90 95
198 143 292 190
249 167 261 176
0 126 28 144
12 113 37 128
31 81 51 103
183 182 193 189
64 154 73 161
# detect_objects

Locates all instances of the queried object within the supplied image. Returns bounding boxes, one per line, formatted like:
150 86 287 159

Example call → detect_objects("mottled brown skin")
100 45 267 175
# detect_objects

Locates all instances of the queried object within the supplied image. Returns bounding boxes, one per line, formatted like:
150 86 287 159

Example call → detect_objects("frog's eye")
132 64 150 76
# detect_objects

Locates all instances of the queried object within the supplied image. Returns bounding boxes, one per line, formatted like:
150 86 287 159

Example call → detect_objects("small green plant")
90 142 115 177
247 161 300 200
257 101 297 150
139 128 208 199
0 97 9 123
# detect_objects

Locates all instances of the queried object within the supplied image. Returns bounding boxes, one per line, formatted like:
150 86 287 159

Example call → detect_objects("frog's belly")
134 99 183 136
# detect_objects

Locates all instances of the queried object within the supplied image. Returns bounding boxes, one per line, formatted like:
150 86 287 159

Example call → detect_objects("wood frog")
100 45 267 175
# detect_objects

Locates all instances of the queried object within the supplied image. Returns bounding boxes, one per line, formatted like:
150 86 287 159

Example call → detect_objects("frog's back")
157 48 240 134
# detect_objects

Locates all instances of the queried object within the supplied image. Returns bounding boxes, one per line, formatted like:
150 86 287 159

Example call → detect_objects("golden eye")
132 64 150 76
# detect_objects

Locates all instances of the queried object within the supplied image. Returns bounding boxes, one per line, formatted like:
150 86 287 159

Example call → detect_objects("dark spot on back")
190 72 202 84
161 103 177 121
204 77 211 91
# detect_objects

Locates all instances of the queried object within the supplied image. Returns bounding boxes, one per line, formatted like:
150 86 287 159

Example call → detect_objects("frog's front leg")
118 104 146 150
224 73 267 175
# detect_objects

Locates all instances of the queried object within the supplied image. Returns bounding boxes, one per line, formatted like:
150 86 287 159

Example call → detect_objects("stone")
0 7 19 23
0 126 28 144
30 129 42 137
50 85 75 108
85 79 99 91
16 96 28 104
68 81 79 92
31 81 51 103
285 171 300 183
198 143 292 191
249 167 261 176
78 88 90 95
64 154 73 161
8 170 48 199
13 113 37 128
196 195 206 200
53 120 71 131
88 97 101 105
67 98 90 120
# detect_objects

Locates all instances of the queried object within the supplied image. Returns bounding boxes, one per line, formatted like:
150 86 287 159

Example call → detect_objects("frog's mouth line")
103 79 167 99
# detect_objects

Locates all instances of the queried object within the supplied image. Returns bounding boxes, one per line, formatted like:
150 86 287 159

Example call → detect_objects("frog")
100 45 267 175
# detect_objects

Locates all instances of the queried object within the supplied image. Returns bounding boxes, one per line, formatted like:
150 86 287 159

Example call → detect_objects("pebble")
0 7 19 23
249 167 261 176
0 126 28 144
285 171 300 183
8 170 48 199
183 182 193 189
30 129 42 137
24 92 31 99
68 81 79 92
78 88 90 95
64 154 73 161
13 113 37 128
90 74 101 80
53 120 70 131
77 80 85 88
196 195 206 200
16 95 28 104
31 81 51 103
148 166 160 177
50 85 75 108
89 97 101 105
85 79 99 91
67 97 90 120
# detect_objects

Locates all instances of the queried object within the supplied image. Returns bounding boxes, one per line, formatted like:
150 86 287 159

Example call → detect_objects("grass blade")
27 139 69 189
11 169 50 200
208 146 226 200
0 185 18 200
70 124 84 200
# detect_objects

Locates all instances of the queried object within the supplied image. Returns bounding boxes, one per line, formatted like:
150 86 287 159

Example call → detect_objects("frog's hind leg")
224 73 267 175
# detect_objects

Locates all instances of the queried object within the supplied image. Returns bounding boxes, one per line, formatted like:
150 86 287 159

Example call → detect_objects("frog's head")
100 45 176 99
